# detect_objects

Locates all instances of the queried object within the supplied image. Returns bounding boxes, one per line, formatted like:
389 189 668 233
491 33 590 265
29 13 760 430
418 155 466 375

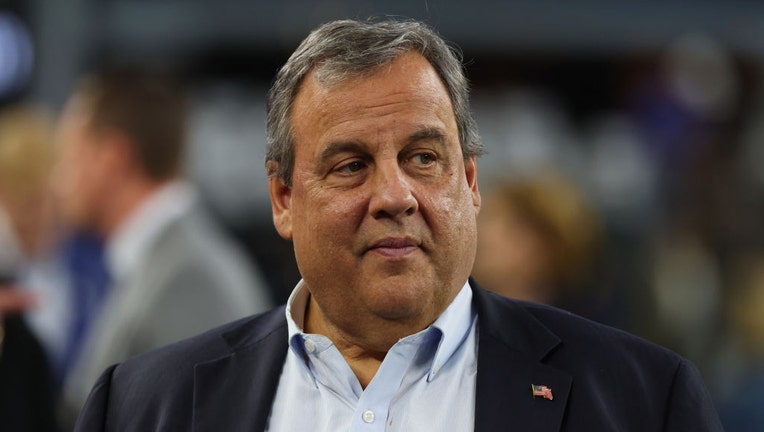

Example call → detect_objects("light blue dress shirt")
266 280 478 431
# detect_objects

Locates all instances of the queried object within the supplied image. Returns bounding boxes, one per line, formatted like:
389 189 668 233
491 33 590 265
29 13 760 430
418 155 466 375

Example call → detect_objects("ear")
267 161 293 240
465 155 481 214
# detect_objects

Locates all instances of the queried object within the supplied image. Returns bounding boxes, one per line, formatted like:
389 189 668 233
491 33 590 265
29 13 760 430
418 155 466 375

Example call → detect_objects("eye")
411 152 436 166
336 160 366 174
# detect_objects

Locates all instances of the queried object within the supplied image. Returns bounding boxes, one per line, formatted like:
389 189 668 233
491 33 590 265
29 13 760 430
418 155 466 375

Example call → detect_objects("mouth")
367 237 420 259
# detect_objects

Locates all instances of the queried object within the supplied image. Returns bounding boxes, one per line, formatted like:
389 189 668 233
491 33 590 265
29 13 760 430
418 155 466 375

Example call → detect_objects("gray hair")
265 18 483 186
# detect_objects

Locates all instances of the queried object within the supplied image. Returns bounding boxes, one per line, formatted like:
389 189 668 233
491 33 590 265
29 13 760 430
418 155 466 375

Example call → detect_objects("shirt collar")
425 279 474 381
285 279 311 340
284 279 475 382
107 180 196 282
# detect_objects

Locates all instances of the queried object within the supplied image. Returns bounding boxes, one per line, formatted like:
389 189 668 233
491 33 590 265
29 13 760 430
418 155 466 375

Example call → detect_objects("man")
55 68 273 421
74 20 723 431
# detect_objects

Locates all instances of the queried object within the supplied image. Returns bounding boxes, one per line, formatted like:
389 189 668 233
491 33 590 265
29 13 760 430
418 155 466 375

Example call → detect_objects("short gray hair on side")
265 18 484 186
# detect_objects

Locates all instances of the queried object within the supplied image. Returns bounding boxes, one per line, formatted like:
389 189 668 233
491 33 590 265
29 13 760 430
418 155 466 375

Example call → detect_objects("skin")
0 287 37 315
269 51 481 387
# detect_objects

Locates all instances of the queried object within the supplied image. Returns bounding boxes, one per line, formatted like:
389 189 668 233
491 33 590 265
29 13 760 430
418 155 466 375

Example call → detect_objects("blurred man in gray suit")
53 68 273 422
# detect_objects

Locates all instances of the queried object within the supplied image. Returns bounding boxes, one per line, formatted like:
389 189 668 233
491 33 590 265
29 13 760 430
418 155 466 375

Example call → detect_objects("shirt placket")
349 336 423 431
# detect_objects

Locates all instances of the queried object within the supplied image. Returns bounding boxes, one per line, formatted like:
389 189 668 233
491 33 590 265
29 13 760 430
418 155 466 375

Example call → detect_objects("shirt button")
304 339 316 353
362 409 375 423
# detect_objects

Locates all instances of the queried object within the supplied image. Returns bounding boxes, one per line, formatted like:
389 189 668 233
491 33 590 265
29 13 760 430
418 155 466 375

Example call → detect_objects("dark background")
3 1 764 427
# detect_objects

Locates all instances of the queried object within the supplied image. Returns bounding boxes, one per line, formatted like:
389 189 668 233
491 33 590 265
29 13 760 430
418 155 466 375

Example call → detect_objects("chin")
373 304 425 322
366 283 435 322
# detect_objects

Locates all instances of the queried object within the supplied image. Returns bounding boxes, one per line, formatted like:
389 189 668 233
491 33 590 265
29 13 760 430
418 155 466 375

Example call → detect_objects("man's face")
270 51 481 337
53 99 110 231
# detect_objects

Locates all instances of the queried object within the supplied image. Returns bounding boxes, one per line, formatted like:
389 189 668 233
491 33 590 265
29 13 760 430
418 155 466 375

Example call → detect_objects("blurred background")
2 0 764 429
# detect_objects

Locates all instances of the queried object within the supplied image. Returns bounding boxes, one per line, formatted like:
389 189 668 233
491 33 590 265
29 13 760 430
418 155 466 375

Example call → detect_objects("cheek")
64 172 93 217
64 162 92 201
417 186 478 281
54 158 80 205
58 144 86 186
427 179 478 231
304 181 365 223
291 187 365 256
57 151 101 218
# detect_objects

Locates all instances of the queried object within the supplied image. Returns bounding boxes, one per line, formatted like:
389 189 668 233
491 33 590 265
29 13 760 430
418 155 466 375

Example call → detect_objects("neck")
99 177 166 238
305 295 392 388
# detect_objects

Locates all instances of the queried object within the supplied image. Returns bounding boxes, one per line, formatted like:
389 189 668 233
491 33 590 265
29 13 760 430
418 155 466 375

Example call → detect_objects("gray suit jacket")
74 282 723 431
64 205 273 417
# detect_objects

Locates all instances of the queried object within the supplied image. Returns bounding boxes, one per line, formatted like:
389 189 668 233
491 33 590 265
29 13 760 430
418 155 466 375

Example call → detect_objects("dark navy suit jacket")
74 282 723 431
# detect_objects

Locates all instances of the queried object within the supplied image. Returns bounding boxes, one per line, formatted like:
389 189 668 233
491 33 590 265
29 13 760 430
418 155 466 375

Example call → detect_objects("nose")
368 160 418 219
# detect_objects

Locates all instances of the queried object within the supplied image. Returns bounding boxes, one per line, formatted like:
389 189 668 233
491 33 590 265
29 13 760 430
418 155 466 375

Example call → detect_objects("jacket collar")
191 282 572 431
192 307 288 432
472 280 572 431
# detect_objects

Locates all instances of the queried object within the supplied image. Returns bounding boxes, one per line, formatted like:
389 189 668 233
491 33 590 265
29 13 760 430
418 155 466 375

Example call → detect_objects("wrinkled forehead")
310 48 421 88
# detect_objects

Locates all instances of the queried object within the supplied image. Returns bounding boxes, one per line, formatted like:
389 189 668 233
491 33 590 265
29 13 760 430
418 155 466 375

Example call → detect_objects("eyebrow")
405 127 448 146
318 141 367 165
317 127 449 166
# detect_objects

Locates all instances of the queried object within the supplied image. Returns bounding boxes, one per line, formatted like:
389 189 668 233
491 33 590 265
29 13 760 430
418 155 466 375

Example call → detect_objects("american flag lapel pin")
531 384 554 401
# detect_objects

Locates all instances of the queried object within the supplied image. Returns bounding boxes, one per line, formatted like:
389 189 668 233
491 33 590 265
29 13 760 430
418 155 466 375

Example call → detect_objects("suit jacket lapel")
472 283 572 432
192 308 289 432
190 286 573 431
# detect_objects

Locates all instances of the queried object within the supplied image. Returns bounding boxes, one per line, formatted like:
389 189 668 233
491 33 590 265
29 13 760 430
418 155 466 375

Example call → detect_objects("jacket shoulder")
473 287 722 430
94 307 286 429
475 285 678 364
520 299 679 364
116 305 285 379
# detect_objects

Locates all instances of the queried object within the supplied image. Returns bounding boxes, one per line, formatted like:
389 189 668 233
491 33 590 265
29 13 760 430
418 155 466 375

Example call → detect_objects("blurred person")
54 67 274 421
0 285 58 431
715 253 764 430
0 106 57 265
473 173 602 312
75 19 721 431
650 231 722 362
0 106 60 430
0 105 87 380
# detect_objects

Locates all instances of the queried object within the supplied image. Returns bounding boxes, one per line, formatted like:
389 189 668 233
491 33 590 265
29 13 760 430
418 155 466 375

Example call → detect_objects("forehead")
290 51 457 152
